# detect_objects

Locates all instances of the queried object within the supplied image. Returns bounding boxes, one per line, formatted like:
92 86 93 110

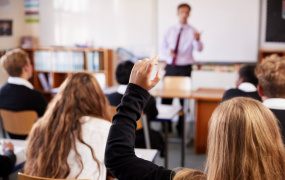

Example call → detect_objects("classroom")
1 0 285 179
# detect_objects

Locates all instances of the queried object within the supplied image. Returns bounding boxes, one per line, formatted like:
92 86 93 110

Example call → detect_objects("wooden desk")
151 88 225 155
190 88 225 154
151 89 192 99
0 139 158 166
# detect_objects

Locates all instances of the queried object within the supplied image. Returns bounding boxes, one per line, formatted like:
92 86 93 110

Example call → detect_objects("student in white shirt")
255 54 285 141
24 72 113 180
221 65 261 102
0 48 47 139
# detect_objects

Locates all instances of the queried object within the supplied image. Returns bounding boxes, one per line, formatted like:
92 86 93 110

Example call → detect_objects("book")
38 73 51 91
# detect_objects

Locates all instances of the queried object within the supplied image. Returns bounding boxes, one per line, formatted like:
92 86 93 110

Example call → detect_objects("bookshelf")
23 47 113 101
259 50 285 63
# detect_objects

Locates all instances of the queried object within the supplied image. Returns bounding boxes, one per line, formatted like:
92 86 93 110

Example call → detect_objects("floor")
154 139 207 171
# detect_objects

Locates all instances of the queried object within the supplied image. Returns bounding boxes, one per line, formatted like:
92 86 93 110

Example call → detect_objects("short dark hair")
178 3 191 11
239 65 258 86
116 60 134 85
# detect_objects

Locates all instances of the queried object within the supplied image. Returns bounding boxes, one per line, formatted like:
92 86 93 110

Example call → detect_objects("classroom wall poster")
0 20 12 36
25 0 40 23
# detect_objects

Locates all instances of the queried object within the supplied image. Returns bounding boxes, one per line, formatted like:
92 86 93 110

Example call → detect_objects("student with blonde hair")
255 54 285 140
24 72 113 180
105 56 285 180
0 48 47 139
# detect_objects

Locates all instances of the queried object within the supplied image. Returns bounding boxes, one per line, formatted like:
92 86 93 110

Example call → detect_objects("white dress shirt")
238 82 257 92
7 77 34 89
67 116 111 180
263 98 285 110
117 85 127 95
162 24 203 65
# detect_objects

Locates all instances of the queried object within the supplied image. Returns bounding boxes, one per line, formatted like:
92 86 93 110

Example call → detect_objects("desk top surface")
0 139 158 163
150 88 225 101
190 88 225 101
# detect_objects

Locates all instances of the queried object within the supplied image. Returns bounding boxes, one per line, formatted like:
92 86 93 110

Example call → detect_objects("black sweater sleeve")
0 150 16 177
105 83 173 180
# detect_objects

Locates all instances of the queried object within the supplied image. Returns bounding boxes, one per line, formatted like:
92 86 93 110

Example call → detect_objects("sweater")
105 83 173 180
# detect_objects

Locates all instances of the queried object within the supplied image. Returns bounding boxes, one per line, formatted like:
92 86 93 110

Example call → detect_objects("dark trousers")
162 64 192 135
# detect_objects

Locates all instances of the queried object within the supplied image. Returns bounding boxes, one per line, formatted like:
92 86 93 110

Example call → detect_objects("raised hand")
193 31 202 41
129 55 161 91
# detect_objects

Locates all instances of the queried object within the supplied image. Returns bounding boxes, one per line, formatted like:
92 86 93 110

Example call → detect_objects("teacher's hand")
194 31 202 41
129 55 161 91
170 49 176 57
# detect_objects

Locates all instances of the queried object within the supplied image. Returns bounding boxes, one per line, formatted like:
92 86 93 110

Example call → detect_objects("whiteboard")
157 0 260 63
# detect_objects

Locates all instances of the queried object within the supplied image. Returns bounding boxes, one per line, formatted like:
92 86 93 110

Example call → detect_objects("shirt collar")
263 98 285 110
8 77 34 89
176 23 189 30
238 82 257 92
117 85 127 95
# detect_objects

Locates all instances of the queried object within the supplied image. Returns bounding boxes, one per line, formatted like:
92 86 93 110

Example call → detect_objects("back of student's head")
24 72 110 178
0 48 29 77
116 60 134 85
238 65 258 86
255 54 285 98
205 97 285 180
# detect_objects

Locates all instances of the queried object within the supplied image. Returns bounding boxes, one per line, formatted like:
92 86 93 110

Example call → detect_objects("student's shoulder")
82 116 112 129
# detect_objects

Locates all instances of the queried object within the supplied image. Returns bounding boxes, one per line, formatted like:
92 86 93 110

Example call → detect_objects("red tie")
172 27 183 66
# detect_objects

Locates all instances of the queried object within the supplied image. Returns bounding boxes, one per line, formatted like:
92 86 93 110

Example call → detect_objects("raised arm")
105 56 173 180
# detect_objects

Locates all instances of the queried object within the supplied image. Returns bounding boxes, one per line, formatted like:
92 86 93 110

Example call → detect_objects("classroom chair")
155 76 192 168
18 173 90 180
109 106 151 149
0 109 38 138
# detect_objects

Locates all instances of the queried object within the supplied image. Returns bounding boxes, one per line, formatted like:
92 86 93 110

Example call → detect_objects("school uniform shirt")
263 98 285 141
105 83 173 180
0 77 47 117
162 23 203 65
67 116 111 180
221 82 261 102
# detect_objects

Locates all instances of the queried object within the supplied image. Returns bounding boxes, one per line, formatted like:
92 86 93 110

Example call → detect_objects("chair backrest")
109 106 143 130
18 173 90 180
163 76 191 91
0 109 38 135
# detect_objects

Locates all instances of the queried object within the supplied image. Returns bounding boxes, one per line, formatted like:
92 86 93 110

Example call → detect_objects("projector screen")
157 0 260 63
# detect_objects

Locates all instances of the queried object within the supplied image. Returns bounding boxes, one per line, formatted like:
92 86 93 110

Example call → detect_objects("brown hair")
24 72 111 179
0 48 29 77
178 3 191 11
255 54 285 98
174 97 285 180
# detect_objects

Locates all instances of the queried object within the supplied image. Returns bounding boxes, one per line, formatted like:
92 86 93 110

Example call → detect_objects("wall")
0 0 25 49
39 0 157 58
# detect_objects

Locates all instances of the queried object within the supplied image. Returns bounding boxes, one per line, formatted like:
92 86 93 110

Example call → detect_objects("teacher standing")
162 3 203 77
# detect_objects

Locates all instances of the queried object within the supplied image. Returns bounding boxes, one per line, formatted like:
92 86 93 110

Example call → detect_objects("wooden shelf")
24 47 113 102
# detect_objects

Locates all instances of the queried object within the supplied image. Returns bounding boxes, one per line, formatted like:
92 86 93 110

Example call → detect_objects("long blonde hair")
24 72 111 178
174 97 285 180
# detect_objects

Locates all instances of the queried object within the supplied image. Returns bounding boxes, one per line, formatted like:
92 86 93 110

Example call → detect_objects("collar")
8 77 34 89
238 82 257 92
176 23 189 30
263 98 285 110
117 85 127 95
